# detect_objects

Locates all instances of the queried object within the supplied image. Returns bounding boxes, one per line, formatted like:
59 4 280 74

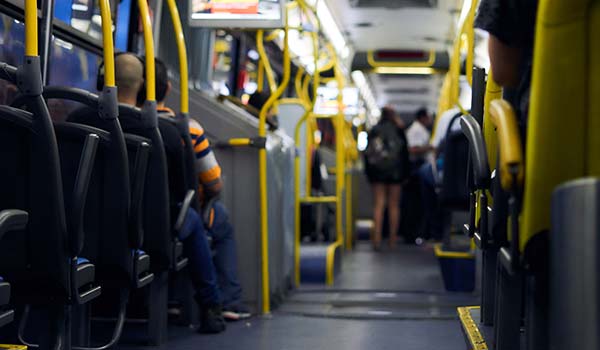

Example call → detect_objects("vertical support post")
148 271 168 346
39 0 54 85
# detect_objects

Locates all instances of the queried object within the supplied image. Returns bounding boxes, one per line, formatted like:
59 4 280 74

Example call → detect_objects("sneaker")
198 304 226 334
222 304 251 321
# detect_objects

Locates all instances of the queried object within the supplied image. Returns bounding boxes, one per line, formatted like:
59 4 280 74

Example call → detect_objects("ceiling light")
373 67 441 75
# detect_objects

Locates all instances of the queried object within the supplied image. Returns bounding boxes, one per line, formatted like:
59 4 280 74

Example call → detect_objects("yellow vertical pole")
345 170 353 250
333 58 345 249
137 0 156 102
98 0 115 87
166 0 189 113
257 59 265 93
24 0 37 56
255 11 290 313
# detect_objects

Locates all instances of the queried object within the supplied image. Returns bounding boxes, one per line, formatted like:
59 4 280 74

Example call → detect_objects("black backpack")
365 122 406 174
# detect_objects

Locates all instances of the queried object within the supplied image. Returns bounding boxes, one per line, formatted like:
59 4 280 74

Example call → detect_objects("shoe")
198 304 226 334
222 304 251 321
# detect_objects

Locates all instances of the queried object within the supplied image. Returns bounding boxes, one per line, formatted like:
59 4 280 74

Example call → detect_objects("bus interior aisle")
1 0 597 349
121 243 472 350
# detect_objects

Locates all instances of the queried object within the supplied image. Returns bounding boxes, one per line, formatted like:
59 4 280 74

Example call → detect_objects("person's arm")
488 35 521 88
189 123 223 198
409 144 434 156
475 0 521 88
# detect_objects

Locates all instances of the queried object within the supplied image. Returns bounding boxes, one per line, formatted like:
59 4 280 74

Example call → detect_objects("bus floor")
120 242 476 350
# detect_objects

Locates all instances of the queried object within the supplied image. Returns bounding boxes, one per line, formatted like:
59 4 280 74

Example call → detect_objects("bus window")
238 49 260 103
54 0 131 51
46 37 100 120
0 13 24 105
213 30 236 95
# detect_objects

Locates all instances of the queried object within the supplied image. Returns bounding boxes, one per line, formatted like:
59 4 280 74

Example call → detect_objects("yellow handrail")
256 9 290 314
257 58 264 93
24 0 37 56
483 72 502 171
98 0 115 87
166 0 188 113
256 31 277 93
293 112 310 286
489 100 524 190
137 0 156 102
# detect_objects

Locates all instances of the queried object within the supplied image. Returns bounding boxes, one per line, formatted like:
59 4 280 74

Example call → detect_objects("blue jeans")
180 202 243 308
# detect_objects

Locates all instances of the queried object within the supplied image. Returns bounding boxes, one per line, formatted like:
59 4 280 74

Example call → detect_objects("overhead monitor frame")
188 0 286 29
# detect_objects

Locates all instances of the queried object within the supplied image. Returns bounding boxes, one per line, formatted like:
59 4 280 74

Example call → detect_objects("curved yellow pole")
98 0 115 87
256 12 290 314
293 113 310 286
257 59 264 93
256 31 278 93
137 0 156 102
24 0 37 56
295 67 304 99
166 0 189 113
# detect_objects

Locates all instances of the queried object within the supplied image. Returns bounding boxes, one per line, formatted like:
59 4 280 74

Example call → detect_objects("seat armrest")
174 190 196 233
202 196 219 229
126 136 151 248
0 210 28 240
460 115 490 189
69 134 100 257
0 62 17 84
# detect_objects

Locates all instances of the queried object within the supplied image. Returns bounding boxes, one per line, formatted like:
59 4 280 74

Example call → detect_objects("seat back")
440 113 471 211
158 111 198 209
68 106 135 284
119 110 172 271
520 0 600 256
550 178 600 350
0 105 70 299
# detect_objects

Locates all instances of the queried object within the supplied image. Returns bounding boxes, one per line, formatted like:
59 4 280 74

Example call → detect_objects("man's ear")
167 81 172 96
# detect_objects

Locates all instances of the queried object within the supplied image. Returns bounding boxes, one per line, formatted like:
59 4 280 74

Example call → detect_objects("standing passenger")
406 107 433 170
364 107 410 250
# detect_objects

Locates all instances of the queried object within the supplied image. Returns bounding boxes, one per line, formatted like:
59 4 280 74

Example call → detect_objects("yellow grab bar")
256 31 277 93
98 0 115 87
166 0 188 113
137 0 156 102
489 99 524 190
256 10 290 314
300 196 338 204
24 0 37 56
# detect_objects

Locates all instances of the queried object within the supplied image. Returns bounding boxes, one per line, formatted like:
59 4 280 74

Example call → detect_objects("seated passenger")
247 91 279 130
475 0 538 128
69 53 230 333
148 57 250 323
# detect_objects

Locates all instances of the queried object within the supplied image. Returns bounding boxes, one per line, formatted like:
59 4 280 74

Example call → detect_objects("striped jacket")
158 107 223 197
188 118 223 195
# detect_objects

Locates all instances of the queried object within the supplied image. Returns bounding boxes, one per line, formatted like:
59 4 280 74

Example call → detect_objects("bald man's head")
115 53 143 106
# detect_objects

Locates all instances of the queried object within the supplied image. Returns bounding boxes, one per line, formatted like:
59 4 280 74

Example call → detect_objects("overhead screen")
188 0 285 28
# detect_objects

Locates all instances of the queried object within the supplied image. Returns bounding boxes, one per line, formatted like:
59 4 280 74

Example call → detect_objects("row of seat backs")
0 101 72 300
481 0 600 257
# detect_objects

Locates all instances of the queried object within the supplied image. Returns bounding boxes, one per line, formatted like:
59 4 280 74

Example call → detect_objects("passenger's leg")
387 184 402 248
179 208 226 333
371 183 386 250
206 202 249 320
418 163 437 241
